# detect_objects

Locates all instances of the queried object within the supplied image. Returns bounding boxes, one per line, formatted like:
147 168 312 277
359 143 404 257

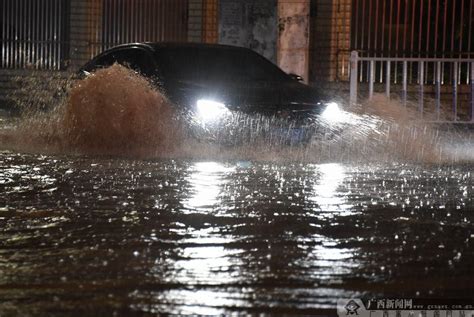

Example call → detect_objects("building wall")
277 0 310 81
334 0 351 81
202 0 219 43
188 0 204 42
0 0 194 109
309 0 351 83
218 0 278 62
69 0 101 71
0 0 98 108
215 0 350 82
2 0 469 113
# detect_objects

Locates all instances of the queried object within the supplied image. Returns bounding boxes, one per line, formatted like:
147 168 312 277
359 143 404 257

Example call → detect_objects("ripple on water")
0 153 473 315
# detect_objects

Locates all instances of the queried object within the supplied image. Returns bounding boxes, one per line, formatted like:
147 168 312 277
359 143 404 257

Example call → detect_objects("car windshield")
155 47 291 83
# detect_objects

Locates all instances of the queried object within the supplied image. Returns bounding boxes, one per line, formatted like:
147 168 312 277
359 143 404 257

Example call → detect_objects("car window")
155 48 291 83
92 51 115 69
91 48 156 76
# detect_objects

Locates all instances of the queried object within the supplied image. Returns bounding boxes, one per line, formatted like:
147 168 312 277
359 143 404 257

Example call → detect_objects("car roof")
106 42 254 53
80 42 276 75
82 42 247 71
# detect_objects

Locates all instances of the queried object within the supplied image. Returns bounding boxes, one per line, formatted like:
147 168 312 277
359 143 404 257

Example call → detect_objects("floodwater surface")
0 152 473 315
1 65 474 316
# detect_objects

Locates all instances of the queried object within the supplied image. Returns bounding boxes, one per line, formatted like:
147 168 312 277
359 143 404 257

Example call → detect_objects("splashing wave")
0 64 472 163
1 64 182 157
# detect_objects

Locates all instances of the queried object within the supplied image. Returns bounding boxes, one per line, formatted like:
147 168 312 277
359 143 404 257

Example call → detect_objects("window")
156 48 290 83
92 48 156 76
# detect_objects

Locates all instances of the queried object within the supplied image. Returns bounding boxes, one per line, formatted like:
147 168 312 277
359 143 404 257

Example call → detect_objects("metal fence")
91 0 189 56
0 0 69 70
351 0 473 86
349 51 474 122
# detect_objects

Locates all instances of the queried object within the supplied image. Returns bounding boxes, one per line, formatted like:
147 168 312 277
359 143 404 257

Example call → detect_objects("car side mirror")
75 70 91 80
289 73 304 82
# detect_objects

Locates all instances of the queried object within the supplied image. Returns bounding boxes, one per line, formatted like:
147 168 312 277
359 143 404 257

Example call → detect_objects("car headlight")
321 102 342 123
196 99 229 122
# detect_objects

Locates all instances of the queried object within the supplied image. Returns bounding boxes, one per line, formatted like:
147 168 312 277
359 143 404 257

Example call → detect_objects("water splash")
328 95 445 163
63 64 182 156
0 64 472 163
2 64 183 157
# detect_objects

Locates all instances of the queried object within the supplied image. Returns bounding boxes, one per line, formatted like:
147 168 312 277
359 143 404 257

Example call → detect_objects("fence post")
385 61 391 98
419 61 424 117
436 62 441 120
471 62 474 122
350 51 359 106
402 61 408 107
369 60 375 99
453 62 458 121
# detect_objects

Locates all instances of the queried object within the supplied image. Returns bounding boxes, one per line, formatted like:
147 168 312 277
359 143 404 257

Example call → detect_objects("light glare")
196 99 229 122
321 102 343 123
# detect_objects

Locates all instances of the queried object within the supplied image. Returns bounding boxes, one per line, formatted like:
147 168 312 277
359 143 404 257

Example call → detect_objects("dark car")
80 42 340 143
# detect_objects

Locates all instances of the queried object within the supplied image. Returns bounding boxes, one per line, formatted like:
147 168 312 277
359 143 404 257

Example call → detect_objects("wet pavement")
0 151 473 315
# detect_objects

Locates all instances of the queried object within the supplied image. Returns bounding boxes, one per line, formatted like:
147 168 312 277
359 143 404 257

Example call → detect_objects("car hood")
278 82 326 108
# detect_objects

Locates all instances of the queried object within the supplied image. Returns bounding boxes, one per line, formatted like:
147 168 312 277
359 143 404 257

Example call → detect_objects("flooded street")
1 152 473 315
1 64 474 316
1 0 474 313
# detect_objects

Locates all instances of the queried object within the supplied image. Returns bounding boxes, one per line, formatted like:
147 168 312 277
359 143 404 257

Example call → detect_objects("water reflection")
0 154 473 315
310 163 354 215
183 162 234 213
312 163 345 209
174 244 239 283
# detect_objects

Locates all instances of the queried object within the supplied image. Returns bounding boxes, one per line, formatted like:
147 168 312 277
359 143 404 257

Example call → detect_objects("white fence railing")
349 51 474 123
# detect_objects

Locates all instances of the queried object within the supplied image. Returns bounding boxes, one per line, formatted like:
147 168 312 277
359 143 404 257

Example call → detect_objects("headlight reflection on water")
310 163 353 214
166 161 242 314
148 161 361 314
302 163 359 279
184 161 234 212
